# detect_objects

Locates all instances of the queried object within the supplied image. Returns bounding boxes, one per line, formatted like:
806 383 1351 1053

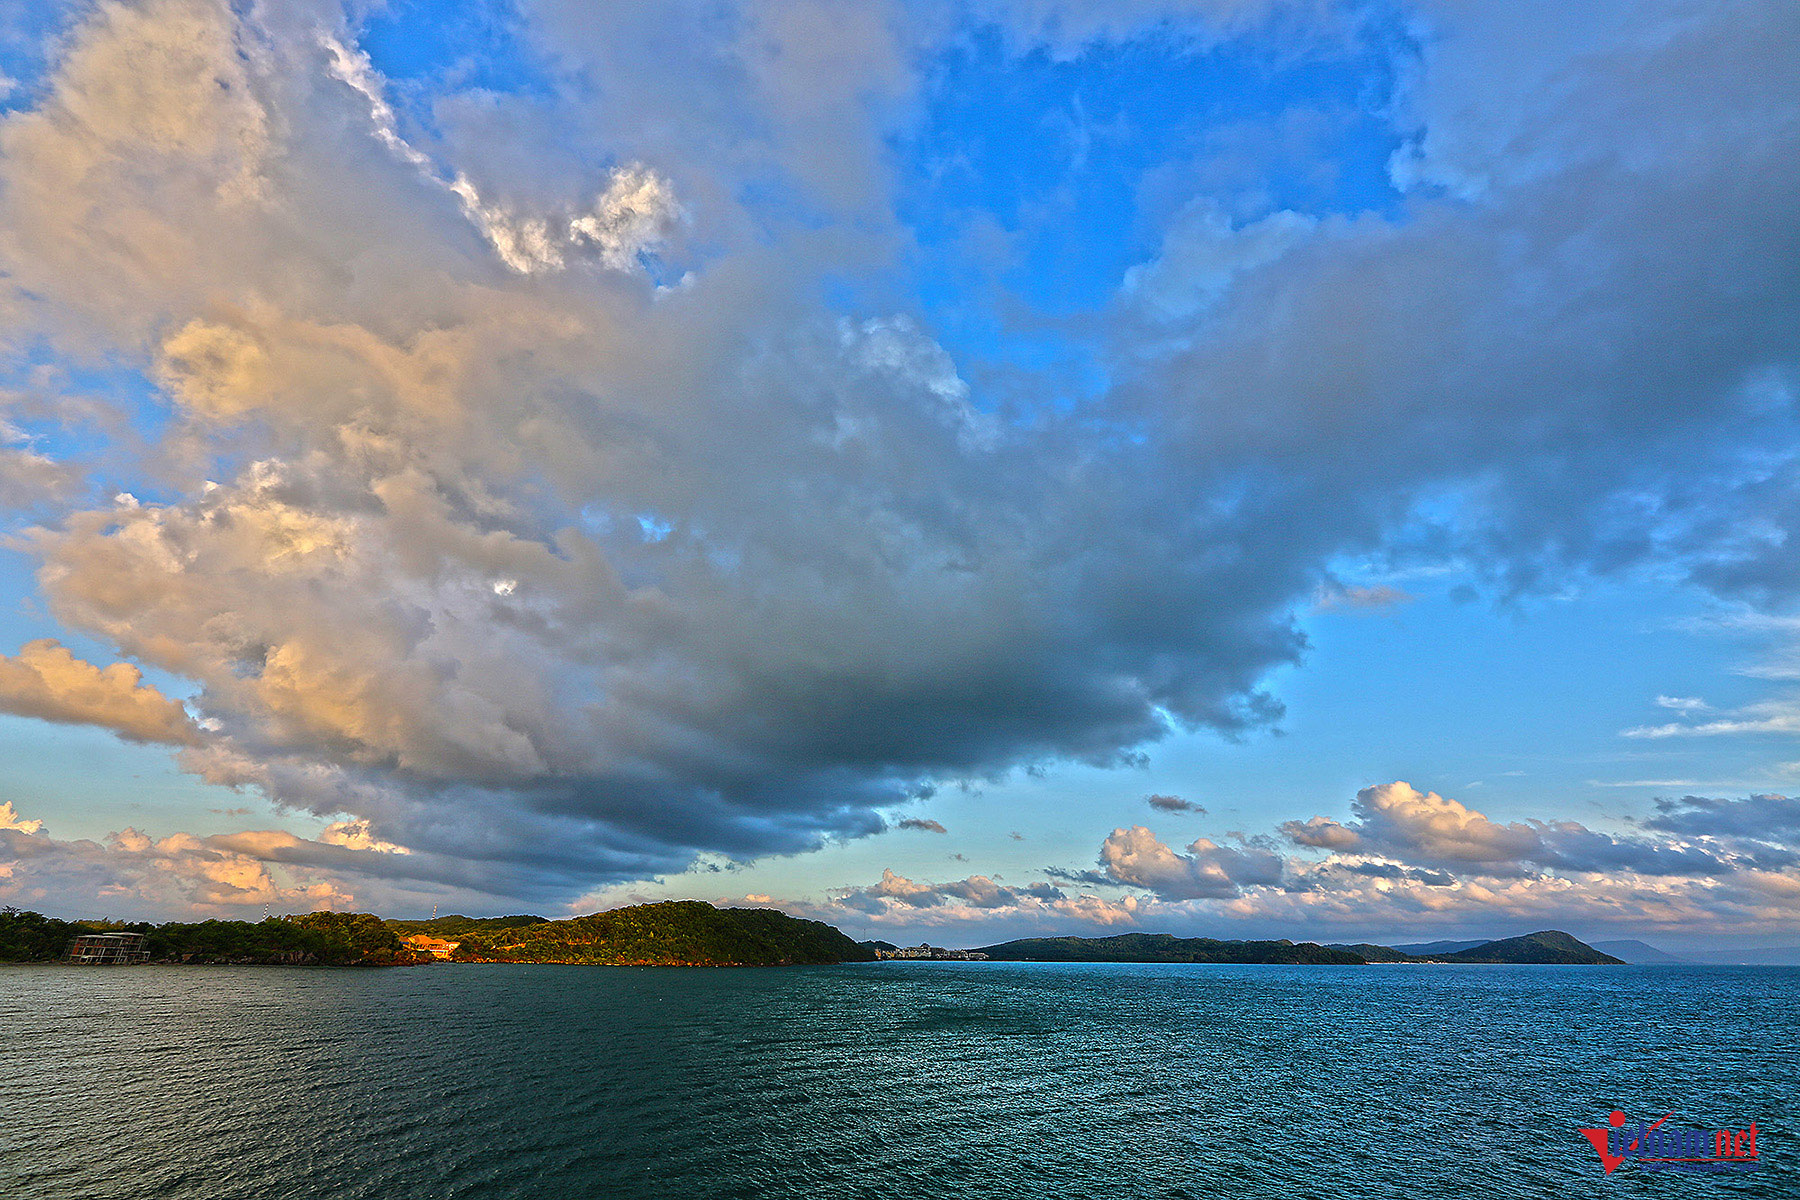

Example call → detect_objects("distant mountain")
449 900 876 966
1434 931 1624 964
1325 931 1623 965
859 939 899 953
974 932 1364 965
385 914 549 938
1389 939 1490 955
1330 943 1421 963
1591 939 1690 965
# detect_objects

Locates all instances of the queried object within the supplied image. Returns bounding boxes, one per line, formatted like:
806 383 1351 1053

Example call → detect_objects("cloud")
0 811 351 917
1281 815 1363 851
1114 0 1800 615
0 418 78 511
1 0 1311 897
1279 781 1730 878
1098 825 1285 899
895 818 948 833
790 776 1800 942
830 867 1067 912
0 801 579 919
1283 781 1539 867
805 830 1800 943
445 161 680 276
0 0 1797 915
0 639 201 745
1147 793 1205 813
0 800 43 834
1647 794 1800 843
982 0 1294 57
1313 584 1414 612
1623 699 1800 739
814 867 1137 929
319 818 410 854
319 30 681 276
1123 201 1317 322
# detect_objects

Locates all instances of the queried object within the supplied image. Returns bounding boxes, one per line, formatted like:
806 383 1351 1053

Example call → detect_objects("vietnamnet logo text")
1580 1110 1761 1174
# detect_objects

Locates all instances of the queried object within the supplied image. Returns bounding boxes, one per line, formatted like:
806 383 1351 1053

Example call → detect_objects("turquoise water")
2 961 1794 1198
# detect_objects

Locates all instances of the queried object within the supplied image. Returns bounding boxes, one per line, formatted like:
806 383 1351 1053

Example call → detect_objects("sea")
2 961 1794 1198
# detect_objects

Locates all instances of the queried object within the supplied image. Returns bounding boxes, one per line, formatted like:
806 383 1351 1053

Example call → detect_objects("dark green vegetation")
146 912 422 965
1431 931 1625 965
976 929 1622 965
1327 931 1624 964
1332 943 1419 963
384 914 548 938
450 901 877 966
1 906 422 965
3 902 869 968
975 933 1365 965
0 907 82 962
7 901 1621 969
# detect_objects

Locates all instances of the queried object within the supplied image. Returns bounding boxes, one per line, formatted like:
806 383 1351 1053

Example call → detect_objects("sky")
0 0 1797 953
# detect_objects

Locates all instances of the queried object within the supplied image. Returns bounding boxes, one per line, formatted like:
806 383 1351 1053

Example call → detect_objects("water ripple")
1 962 1794 1198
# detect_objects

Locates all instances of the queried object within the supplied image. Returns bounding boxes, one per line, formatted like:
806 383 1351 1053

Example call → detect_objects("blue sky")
0 0 1797 952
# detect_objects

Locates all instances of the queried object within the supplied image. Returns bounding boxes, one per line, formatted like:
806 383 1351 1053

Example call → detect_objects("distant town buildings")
875 944 988 961
65 932 150 964
403 935 461 959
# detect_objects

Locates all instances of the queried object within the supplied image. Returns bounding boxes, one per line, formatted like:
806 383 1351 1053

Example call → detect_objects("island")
2 901 876 967
974 933 1366 964
3 903 1624 968
437 901 875 966
973 929 1621 965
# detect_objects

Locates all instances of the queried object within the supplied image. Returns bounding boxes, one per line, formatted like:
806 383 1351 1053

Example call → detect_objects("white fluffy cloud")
1279 781 1731 878
1098 825 1283 899
0 800 563 919
0 639 200 745
0 800 43 834
0 812 353 916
